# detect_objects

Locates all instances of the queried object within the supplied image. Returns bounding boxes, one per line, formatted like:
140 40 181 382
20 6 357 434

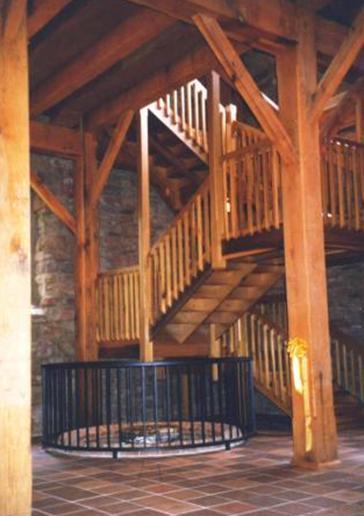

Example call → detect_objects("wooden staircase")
97 77 364 373
222 300 364 430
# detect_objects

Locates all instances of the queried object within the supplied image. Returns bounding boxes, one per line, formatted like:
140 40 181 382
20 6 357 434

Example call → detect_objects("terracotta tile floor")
32 431 364 515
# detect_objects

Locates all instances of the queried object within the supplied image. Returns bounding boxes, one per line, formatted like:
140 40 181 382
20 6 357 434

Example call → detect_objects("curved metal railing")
42 357 255 456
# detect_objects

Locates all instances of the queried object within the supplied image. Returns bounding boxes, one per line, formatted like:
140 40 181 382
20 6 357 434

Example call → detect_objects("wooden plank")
31 171 76 234
194 14 296 166
311 7 364 123
30 10 174 115
28 0 73 38
91 110 134 206
207 71 225 268
74 133 99 361
138 108 153 361
87 44 224 128
277 6 338 467
30 120 82 156
0 2 32 514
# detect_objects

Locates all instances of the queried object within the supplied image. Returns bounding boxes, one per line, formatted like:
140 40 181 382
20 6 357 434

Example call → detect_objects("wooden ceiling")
27 0 364 133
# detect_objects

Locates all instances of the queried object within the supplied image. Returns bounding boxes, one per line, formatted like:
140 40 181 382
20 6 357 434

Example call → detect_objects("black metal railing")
42 357 255 455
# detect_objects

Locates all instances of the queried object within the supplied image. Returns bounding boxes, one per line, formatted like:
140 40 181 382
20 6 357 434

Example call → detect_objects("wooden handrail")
149 177 212 323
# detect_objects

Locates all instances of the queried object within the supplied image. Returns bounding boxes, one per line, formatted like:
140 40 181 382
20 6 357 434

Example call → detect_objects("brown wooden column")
138 108 153 361
277 7 338 467
0 1 32 513
207 71 225 268
74 132 99 361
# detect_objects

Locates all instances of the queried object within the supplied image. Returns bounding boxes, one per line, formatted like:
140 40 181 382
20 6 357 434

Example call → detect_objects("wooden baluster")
270 329 278 397
177 220 184 293
328 145 337 227
194 84 200 146
183 211 191 286
187 82 193 139
338 145 345 227
263 324 270 389
196 194 203 271
159 240 166 314
350 348 356 396
190 202 197 277
250 315 257 379
345 147 352 228
180 86 186 132
277 334 285 402
173 89 178 125
165 235 172 309
352 147 360 230
171 226 178 300
203 188 210 263
263 150 270 230
135 270 140 339
201 90 208 152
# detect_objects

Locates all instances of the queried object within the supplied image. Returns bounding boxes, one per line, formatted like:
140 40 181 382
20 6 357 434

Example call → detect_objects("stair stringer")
149 102 208 164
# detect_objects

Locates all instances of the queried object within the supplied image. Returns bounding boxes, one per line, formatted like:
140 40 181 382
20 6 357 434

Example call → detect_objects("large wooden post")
138 108 153 361
0 1 32 514
207 71 225 268
277 7 338 467
74 132 99 361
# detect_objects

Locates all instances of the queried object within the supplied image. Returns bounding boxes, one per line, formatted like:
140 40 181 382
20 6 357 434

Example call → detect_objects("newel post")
138 108 153 361
207 71 226 268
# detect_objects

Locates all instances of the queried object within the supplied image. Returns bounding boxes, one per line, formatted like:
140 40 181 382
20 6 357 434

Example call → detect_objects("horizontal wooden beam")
30 120 82 156
31 171 76 234
91 110 134 206
87 44 224 129
128 0 364 73
30 10 174 116
194 14 296 165
126 0 297 40
27 0 72 38
311 7 364 122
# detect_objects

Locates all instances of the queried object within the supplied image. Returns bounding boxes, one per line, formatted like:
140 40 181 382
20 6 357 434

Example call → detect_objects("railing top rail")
150 176 210 253
249 310 288 338
98 265 139 277
42 356 253 370
232 120 266 139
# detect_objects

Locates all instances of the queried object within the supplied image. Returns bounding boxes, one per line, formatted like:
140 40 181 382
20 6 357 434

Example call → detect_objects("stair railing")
331 326 364 402
222 120 283 240
156 79 209 154
149 177 212 324
321 137 364 231
218 312 292 414
96 266 140 343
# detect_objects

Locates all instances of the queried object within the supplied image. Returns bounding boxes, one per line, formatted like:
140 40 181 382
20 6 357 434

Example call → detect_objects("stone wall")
31 156 173 436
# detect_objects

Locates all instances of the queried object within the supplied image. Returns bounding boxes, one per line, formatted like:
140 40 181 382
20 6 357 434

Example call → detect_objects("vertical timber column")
0 1 32 514
277 7 338 466
138 108 153 361
208 71 226 268
74 132 99 361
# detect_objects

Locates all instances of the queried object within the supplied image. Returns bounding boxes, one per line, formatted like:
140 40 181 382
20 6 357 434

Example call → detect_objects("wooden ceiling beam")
30 120 82 156
30 10 174 116
91 110 134 207
31 171 76 234
87 44 225 129
193 14 296 165
127 0 364 72
311 7 364 123
27 0 73 38
126 0 297 41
